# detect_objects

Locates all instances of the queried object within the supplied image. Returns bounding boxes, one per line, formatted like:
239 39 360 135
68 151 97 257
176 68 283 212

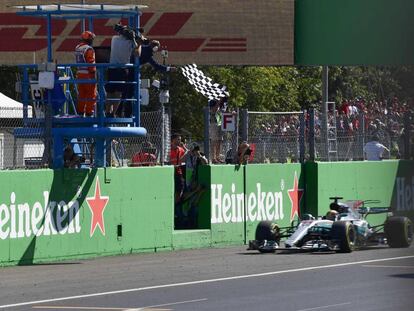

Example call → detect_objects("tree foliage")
0 64 412 140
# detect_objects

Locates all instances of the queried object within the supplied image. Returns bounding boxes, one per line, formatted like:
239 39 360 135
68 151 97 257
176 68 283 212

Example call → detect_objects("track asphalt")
1 245 413 310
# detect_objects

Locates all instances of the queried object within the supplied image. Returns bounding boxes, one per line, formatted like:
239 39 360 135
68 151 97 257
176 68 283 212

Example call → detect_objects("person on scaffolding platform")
74 31 97 117
105 23 142 117
120 39 177 117
140 40 177 72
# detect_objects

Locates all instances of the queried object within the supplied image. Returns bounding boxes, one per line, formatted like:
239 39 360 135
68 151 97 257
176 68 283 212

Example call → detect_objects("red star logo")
288 172 304 222
86 177 109 237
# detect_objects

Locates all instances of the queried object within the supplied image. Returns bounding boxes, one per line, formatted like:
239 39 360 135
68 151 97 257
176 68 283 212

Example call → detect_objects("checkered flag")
181 64 229 100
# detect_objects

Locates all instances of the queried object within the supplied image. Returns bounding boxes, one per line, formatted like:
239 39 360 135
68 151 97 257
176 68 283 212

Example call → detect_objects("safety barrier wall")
0 161 413 265
198 163 305 245
0 167 174 265
305 160 414 224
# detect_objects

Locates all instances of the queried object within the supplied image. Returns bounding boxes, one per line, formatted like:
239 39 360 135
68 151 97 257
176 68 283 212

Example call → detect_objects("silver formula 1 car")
248 197 413 253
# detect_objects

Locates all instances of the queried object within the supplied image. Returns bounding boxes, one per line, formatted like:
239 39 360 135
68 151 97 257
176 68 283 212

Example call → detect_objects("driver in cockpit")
325 201 349 220
325 209 339 221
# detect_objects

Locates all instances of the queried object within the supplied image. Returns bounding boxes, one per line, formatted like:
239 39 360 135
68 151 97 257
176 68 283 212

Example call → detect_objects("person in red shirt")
170 134 188 205
131 141 157 166
75 31 97 116
339 100 350 116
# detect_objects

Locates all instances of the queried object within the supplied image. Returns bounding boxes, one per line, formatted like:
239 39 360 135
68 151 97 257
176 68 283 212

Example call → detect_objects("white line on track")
136 298 208 309
33 299 207 311
296 302 352 311
34 308 170 311
1 255 413 309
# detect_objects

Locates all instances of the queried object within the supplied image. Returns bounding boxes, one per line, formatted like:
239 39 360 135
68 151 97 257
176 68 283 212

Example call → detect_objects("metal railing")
1 104 412 169
0 106 169 170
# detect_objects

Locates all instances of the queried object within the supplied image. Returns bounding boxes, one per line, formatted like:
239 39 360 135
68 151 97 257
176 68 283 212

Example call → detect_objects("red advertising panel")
0 0 294 65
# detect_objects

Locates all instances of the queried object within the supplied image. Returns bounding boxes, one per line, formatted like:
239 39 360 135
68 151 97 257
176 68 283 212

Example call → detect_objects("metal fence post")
241 108 248 142
234 108 240 159
309 108 315 162
358 112 365 161
203 106 210 163
404 112 411 160
299 111 306 163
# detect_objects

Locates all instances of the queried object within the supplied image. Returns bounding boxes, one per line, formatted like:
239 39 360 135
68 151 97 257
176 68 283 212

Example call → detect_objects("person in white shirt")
105 24 141 117
364 135 390 161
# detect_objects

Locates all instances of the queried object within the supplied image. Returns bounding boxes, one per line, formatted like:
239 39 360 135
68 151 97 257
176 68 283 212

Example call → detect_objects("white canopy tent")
0 92 33 118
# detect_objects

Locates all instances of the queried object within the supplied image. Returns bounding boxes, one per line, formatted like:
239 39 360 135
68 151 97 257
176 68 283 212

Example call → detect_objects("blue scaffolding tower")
13 4 148 168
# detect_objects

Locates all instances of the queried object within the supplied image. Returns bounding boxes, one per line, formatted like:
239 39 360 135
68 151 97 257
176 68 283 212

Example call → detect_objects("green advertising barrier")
198 164 305 244
244 164 304 241
390 161 414 221
306 160 414 224
208 165 245 245
1 161 412 266
0 167 174 266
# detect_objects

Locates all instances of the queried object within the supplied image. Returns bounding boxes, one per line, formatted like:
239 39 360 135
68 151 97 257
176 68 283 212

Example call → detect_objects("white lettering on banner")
17 203 31 238
0 204 10 240
42 191 58 236
211 183 284 224
396 177 414 212
0 191 82 240
57 201 68 234
211 184 222 224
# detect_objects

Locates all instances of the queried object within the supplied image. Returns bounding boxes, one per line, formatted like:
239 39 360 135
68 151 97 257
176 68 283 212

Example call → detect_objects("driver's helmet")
329 202 340 211
330 202 348 213
326 210 339 221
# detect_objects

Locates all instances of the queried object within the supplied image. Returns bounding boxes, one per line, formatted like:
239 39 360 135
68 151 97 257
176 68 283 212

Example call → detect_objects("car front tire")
331 221 356 253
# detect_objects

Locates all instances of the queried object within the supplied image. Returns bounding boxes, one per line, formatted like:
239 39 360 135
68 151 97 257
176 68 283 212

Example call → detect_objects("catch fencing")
0 106 169 170
1 105 412 169
309 109 413 162
204 108 305 164
204 108 413 164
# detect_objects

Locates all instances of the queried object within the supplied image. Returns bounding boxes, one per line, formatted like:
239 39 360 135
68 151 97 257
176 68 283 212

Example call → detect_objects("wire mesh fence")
0 106 46 170
204 107 413 164
246 112 303 163
0 106 170 170
112 109 169 167
1 104 412 170
311 109 413 161
204 109 304 164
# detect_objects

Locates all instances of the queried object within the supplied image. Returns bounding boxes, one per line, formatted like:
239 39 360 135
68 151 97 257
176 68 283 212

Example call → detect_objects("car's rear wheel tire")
331 221 356 253
384 216 413 248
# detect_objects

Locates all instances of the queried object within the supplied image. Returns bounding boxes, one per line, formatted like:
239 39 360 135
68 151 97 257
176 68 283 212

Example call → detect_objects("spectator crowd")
247 96 413 161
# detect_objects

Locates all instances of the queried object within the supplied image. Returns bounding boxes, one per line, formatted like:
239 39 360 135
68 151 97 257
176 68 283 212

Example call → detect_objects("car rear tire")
255 221 280 253
331 221 356 253
384 216 413 248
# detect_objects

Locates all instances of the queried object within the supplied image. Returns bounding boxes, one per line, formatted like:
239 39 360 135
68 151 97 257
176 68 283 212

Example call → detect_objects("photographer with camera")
233 141 252 165
105 23 143 117
139 40 177 72
185 144 208 185
119 38 176 117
